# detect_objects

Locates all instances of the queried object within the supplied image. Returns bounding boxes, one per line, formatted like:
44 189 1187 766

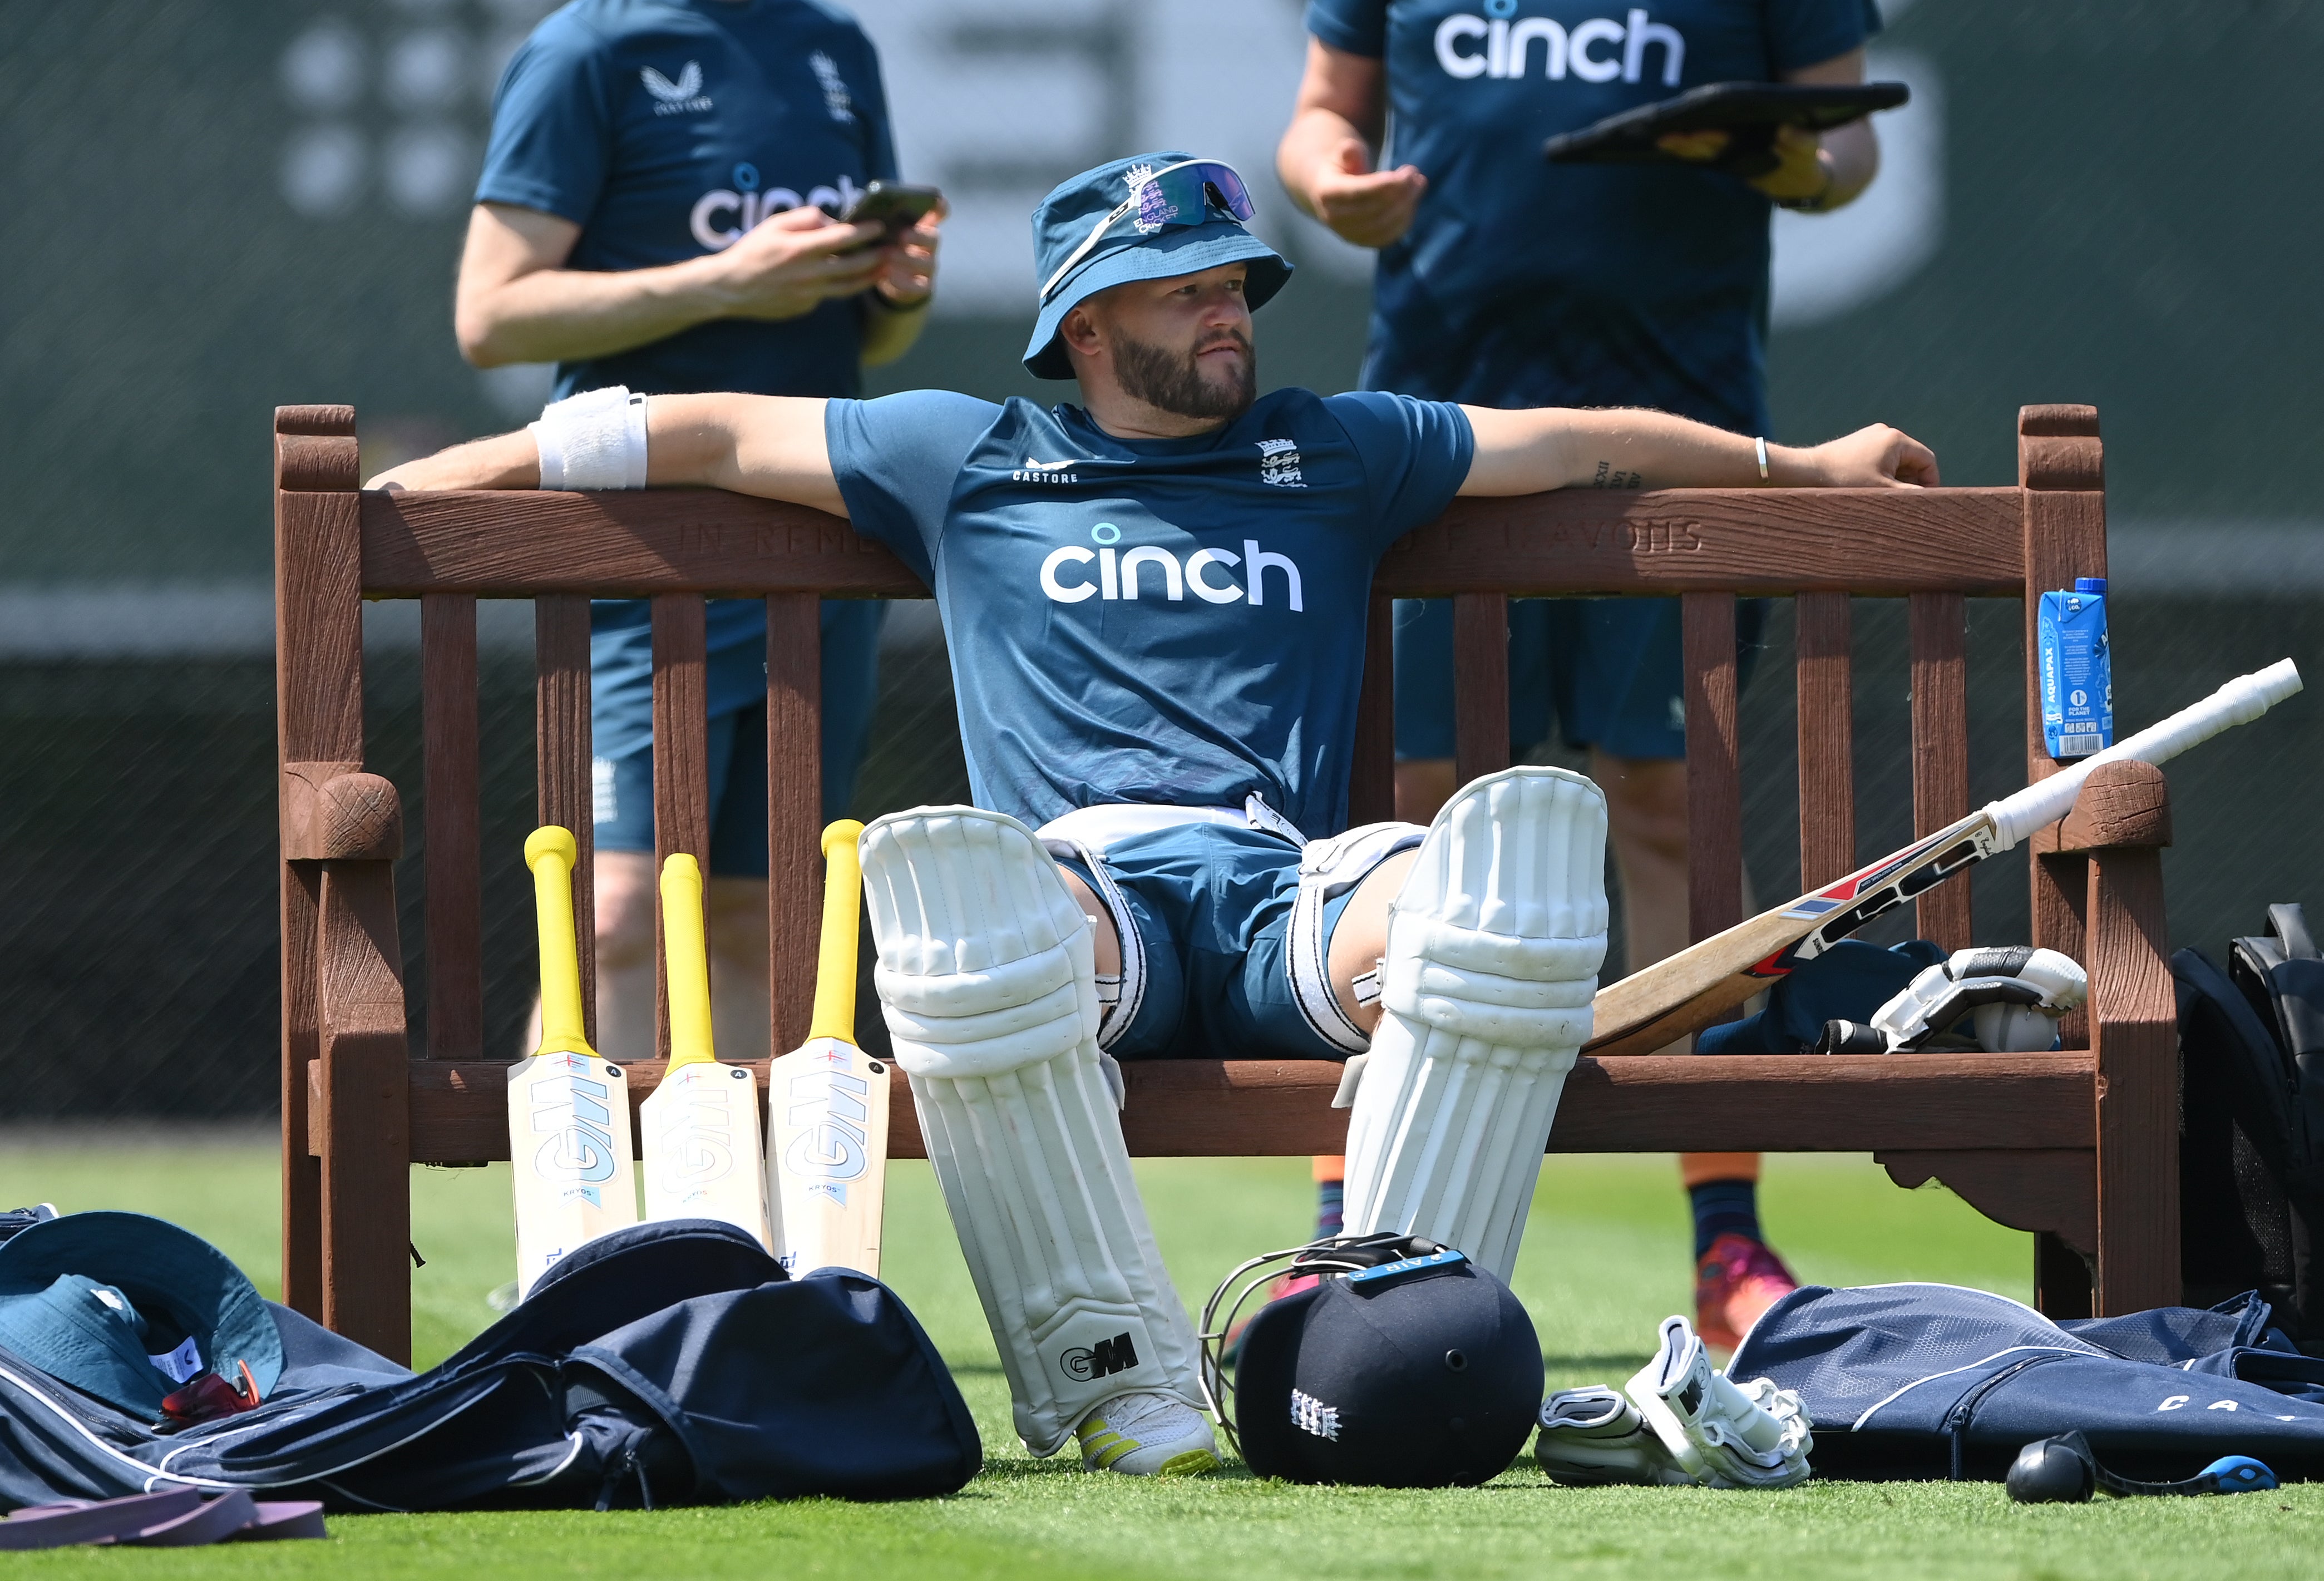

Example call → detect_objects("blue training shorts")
1052 821 1417 1064
1393 596 1766 764
593 600 884 877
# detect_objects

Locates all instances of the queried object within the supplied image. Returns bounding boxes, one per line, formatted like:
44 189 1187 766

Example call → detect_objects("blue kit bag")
0 1216 980 1512
1732 1282 2324 1482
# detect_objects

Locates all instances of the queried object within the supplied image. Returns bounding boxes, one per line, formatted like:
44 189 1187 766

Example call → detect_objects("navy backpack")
0 1219 980 1513
1733 1282 2324 1482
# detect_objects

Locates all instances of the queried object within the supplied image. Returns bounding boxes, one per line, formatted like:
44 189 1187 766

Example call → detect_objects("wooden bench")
275 401 2174 1366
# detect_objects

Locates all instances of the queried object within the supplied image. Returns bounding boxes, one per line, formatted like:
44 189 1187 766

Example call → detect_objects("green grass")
3 1138 2315 1579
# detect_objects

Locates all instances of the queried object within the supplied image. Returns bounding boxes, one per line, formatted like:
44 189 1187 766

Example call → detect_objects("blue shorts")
1052 822 1417 1064
1392 597 1767 764
593 600 884 877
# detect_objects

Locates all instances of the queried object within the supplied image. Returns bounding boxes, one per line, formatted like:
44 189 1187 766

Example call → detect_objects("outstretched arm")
363 393 848 516
1457 406 1938 496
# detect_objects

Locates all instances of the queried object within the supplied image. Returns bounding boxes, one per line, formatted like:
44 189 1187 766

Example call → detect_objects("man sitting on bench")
372 150 1937 1481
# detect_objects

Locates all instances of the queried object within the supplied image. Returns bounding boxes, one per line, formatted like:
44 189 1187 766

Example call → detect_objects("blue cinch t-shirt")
1304 0 1879 431
825 388 1474 837
477 0 897 404
477 0 900 754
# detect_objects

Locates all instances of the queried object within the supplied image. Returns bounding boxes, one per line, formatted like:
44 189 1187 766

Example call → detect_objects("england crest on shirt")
1257 438 1304 488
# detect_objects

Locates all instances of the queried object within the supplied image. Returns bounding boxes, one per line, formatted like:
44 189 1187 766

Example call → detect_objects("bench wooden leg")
280 862 324 1321
315 859 412 1364
2089 844 2180 1315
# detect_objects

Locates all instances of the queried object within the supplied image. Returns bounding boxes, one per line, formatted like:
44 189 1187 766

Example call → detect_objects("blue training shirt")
1304 0 1879 430
826 389 1474 837
478 0 898 404
478 0 900 752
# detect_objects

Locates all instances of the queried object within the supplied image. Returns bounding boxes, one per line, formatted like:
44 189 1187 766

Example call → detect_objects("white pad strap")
1039 836 1146 1053
1286 821 1426 1056
860 807 1201 1455
531 386 649 491
1626 1316 1812 1490
1341 768 1608 1281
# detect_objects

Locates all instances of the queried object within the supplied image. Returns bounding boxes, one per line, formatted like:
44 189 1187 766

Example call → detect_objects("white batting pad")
1341 767 1608 1281
1627 1316 1812 1490
861 807 1205 1456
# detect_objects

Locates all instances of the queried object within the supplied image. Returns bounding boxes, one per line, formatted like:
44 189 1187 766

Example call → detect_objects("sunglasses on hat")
1038 159 1258 304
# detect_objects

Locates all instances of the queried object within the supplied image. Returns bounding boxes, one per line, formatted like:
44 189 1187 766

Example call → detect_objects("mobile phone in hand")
838 182 942 248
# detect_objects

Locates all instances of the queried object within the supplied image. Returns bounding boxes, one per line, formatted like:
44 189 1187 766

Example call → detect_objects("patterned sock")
1690 1178 1761 1260
1315 1178 1344 1239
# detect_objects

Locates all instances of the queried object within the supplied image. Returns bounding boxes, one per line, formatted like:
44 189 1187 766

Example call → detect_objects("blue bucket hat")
0 1211 283 1420
1023 150 1293 380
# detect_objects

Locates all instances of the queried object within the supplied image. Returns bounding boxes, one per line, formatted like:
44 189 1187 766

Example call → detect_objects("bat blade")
767 1034 891 1278
640 853 773 1247
767 819 889 1278
642 1061 771 1243
510 827 639 1298
1586 813 1997 1056
1589 659 2302 1056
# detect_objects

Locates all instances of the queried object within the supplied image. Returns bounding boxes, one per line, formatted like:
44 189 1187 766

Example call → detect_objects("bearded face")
1109 321 1258 423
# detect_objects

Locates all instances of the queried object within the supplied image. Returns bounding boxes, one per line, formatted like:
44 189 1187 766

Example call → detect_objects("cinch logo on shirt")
1434 7 1684 85
642 61 714 114
690 167 865 250
1039 524 1305 612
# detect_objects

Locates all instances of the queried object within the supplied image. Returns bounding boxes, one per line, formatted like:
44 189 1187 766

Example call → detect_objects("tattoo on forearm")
1590 461 1644 490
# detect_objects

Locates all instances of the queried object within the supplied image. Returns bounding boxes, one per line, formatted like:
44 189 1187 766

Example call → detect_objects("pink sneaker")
1694 1233 1798 1351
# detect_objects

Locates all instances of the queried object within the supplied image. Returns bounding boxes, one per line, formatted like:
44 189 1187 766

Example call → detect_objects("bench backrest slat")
533 594 597 1046
764 592 823 1055
1351 594 1395 827
1452 592 1513 785
420 593 482 1060
650 594 711 1059
1793 590 1856 889
1682 591 1745 943
1909 590 1974 948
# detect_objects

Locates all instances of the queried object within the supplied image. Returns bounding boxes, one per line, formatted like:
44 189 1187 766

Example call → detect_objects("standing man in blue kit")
1277 0 1884 1350
458 0 940 1061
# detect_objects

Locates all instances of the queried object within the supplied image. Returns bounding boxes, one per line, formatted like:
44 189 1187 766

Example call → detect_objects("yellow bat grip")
807 821 866 1045
660 853 715 1069
524 826 593 1056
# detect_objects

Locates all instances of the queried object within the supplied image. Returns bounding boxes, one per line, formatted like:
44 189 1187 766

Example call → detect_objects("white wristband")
1754 435 1770 481
531 386 649 490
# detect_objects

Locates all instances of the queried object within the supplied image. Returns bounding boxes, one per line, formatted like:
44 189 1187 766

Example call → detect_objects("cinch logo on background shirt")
1434 7 1684 85
690 164 864 249
1039 523 1305 611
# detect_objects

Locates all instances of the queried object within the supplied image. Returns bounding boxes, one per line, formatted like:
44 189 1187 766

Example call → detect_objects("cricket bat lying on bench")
1587 659 2303 1058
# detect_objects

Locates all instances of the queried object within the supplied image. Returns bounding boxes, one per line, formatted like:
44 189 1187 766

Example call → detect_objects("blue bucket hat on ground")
0 1211 283 1421
1023 151 1294 379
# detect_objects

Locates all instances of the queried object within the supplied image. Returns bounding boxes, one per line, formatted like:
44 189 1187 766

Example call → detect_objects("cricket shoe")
1694 1233 1799 1352
1074 1391 1221 1476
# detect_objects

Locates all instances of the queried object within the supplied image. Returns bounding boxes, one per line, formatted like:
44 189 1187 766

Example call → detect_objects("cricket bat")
1588 659 2304 1058
508 826 639 1298
639 853 773 1247
766 819 890 1278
